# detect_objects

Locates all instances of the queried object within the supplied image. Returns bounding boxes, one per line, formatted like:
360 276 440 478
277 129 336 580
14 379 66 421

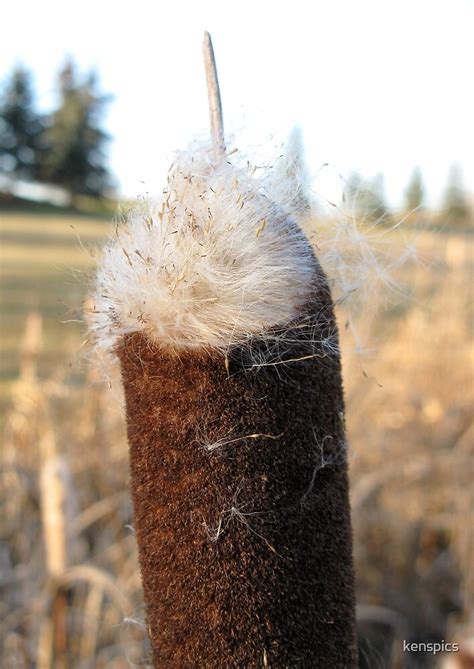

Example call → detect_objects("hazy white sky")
2 0 473 207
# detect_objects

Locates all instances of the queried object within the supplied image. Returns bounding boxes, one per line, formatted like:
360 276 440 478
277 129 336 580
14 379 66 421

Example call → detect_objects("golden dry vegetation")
0 211 472 668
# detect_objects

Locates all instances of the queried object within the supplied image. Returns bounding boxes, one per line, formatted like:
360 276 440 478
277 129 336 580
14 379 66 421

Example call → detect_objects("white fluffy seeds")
89 143 316 353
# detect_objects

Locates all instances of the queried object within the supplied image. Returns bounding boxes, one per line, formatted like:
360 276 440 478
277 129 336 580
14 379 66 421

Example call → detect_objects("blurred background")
1 1 472 667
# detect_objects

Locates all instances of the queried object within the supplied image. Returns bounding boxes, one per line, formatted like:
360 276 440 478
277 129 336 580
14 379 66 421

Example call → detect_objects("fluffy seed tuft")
88 143 316 353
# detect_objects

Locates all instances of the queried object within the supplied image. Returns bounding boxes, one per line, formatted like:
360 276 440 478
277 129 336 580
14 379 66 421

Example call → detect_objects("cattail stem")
202 31 225 158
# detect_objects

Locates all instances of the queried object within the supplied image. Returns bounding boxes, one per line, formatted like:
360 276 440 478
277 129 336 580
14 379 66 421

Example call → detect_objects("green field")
0 211 108 393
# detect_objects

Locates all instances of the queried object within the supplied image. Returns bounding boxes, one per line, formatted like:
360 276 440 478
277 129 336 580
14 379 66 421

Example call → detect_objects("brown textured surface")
118 275 357 668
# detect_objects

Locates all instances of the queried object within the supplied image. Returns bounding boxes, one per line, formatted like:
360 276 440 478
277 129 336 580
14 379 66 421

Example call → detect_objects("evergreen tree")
442 164 470 226
404 167 425 213
345 171 391 224
368 173 391 224
0 65 42 180
40 60 113 198
345 171 364 213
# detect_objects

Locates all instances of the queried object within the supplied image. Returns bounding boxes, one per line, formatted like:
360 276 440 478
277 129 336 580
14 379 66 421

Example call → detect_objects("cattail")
39 425 70 578
89 33 357 667
19 310 43 381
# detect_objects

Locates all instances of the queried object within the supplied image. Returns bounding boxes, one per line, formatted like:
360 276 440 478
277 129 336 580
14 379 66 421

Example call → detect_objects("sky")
2 0 473 208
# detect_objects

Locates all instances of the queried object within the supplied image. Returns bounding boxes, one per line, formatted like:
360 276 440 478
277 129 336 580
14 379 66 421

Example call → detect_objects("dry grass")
0 211 472 667
344 232 473 667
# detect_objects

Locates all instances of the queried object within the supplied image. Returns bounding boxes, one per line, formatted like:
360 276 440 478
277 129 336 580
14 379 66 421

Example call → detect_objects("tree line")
0 61 113 200
0 62 471 224
346 165 471 227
